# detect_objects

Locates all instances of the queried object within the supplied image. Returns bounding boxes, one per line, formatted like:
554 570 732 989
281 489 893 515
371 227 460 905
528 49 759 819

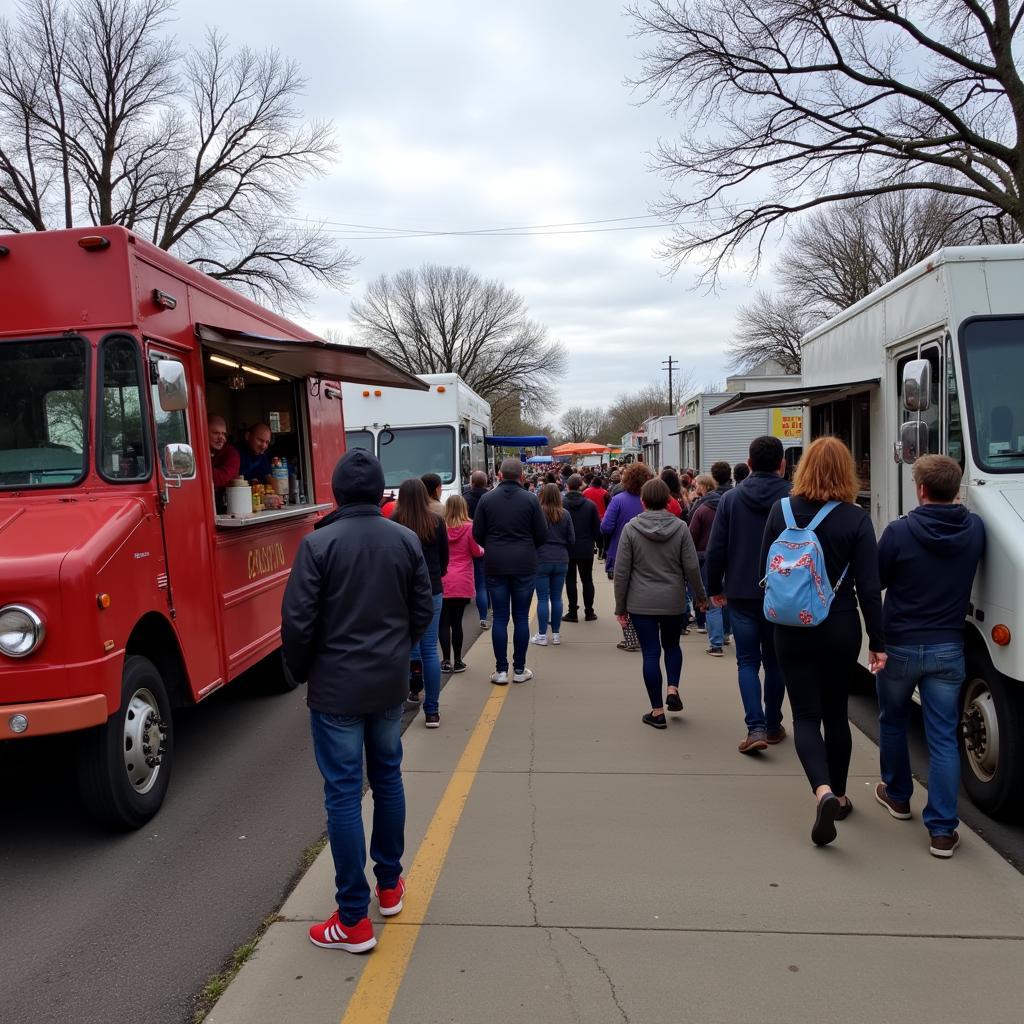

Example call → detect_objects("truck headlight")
0 605 45 658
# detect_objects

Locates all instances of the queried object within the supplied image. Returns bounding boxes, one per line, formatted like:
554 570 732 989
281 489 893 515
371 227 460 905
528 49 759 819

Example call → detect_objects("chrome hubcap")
962 677 999 783
122 687 167 794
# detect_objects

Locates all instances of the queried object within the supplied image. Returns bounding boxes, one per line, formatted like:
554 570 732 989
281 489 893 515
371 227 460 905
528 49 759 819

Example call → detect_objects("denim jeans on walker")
877 643 965 836
487 573 535 672
310 704 405 925
410 592 443 714
700 561 724 647
473 556 489 622
728 599 785 734
535 563 568 634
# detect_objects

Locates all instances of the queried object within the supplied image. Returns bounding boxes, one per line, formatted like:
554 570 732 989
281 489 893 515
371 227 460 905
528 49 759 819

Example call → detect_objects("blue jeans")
729 600 785 734
535 563 568 634
631 613 686 708
877 643 965 836
473 557 489 622
410 592 443 714
310 705 405 924
700 562 723 647
487 573 535 672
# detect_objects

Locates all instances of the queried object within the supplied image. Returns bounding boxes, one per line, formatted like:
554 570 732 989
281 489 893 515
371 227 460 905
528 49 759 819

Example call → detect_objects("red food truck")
0 226 426 828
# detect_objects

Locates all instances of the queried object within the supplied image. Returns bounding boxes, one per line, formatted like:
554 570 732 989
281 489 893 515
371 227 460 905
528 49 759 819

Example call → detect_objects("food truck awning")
708 379 879 415
484 435 550 447
195 324 429 390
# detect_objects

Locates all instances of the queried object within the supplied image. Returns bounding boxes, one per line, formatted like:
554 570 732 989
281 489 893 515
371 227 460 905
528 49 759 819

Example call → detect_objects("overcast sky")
169 0 761 417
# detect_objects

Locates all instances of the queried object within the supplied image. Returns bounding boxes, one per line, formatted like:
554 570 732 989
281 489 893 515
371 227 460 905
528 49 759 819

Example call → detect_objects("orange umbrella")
551 442 611 455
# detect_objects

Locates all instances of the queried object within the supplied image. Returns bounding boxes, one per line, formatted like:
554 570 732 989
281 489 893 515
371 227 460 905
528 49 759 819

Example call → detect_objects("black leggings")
439 598 470 661
773 612 862 797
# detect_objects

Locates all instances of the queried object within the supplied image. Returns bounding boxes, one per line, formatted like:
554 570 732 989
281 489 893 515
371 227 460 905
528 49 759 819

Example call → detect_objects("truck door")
895 342 942 515
147 345 222 692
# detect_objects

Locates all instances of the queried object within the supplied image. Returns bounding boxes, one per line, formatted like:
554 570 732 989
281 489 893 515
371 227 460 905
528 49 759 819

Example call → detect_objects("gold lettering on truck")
247 542 287 580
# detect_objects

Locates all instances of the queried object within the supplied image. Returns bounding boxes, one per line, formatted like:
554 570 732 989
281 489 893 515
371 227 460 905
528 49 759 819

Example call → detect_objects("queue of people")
279 435 984 955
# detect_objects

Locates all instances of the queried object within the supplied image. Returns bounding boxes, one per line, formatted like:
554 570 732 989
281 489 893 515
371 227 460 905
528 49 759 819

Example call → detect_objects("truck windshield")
378 425 456 487
0 338 88 488
344 429 374 452
960 318 1024 473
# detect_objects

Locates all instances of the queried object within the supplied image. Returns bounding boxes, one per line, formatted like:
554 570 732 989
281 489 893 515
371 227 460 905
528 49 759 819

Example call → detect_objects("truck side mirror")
163 442 195 485
156 359 189 412
899 421 929 465
902 359 931 412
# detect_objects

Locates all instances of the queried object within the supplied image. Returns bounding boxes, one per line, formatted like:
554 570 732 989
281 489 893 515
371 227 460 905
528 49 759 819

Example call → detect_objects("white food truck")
711 245 1024 817
341 373 492 500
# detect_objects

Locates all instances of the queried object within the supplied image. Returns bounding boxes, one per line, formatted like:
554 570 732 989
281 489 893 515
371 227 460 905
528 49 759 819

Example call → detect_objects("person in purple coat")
601 462 654 651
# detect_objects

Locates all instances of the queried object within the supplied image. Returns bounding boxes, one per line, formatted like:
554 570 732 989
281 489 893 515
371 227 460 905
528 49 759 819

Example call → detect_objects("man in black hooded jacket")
281 449 434 953
705 436 791 754
562 474 602 622
875 455 985 858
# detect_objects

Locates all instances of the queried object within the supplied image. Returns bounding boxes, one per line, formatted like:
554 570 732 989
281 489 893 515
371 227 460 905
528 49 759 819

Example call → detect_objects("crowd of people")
279 435 985 954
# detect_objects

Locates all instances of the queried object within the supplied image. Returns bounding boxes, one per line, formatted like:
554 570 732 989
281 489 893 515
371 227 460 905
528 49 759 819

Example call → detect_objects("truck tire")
959 647 1024 820
77 655 174 830
260 648 302 693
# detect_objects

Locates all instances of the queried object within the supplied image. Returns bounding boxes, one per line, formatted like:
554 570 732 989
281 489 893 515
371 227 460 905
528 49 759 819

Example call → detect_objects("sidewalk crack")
546 927 583 1024
566 928 630 1023
526 674 540 926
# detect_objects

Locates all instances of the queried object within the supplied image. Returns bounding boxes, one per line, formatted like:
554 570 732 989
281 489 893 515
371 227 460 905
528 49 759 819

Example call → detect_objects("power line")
307 222 675 240
277 213 666 235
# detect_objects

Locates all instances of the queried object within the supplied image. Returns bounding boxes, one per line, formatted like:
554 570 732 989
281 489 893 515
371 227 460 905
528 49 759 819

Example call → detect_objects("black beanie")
332 449 385 505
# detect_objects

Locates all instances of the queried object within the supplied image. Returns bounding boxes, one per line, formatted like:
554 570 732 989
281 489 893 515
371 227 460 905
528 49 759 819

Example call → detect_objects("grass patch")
191 832 328 1023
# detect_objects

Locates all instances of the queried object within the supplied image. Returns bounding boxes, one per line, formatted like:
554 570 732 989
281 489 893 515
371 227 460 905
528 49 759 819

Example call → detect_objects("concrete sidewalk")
207 575 1024 1024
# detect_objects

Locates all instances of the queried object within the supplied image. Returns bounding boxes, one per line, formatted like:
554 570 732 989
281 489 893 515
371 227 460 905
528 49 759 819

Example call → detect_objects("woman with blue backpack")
759 436 885 847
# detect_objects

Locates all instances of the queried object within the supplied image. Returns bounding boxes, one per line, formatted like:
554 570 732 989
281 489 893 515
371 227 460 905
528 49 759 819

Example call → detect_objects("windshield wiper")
988 450 1024 457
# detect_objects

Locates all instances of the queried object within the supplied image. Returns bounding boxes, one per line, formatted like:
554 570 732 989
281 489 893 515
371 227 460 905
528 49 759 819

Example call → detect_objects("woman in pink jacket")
440 494 485 673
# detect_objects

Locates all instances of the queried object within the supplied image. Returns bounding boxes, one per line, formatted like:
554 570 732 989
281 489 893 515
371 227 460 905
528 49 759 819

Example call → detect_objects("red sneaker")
308 912 376 953
376 877 405 917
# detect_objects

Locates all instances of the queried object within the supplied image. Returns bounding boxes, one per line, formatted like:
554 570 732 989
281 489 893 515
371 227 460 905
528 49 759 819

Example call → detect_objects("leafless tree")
350 265 567 427
729 293 810 375
602 377 693 442
0 0 351 309
731 191 993 372
560 405 608 443
629 0 1024 281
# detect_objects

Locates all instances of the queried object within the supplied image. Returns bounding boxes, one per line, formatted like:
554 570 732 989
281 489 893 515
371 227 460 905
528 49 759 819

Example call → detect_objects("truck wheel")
260 648 301 693
959 649 1024 819
77 655 173 830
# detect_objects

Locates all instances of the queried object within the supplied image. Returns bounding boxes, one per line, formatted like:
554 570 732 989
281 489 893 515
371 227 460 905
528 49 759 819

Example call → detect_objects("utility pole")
662 356 677 415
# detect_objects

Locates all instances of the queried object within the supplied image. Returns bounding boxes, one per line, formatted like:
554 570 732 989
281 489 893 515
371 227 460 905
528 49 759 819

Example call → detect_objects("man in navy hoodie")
705 436 791 753
875 455 985 859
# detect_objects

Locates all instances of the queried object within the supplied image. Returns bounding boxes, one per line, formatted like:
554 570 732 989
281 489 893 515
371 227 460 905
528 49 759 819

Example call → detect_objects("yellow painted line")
339 671 513 1024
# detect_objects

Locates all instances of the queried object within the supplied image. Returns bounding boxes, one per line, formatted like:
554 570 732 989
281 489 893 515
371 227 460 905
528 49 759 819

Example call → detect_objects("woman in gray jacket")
614 478 707 728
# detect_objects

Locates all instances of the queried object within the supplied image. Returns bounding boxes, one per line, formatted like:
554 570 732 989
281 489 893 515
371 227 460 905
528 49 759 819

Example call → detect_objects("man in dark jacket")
875 455 985 858
473 457 548 684
562 474 602 622
463 470 491 627
281 450 434 953
705 436 791 754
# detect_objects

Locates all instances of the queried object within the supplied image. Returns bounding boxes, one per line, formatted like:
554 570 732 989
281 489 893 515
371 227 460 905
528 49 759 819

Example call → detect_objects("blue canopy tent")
525 455 553 464
484 435 549 448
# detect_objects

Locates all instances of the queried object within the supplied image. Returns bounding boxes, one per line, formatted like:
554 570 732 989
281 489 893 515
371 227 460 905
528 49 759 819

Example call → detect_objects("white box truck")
341 373 492 501
677 391 804 474
711 245 1024 816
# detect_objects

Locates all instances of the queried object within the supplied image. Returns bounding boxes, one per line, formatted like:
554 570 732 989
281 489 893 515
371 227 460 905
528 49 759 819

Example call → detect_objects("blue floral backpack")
762 498 848 627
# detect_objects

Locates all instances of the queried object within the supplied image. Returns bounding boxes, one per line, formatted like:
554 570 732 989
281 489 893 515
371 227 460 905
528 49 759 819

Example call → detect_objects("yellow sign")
247 542 287 580
771 407 804 440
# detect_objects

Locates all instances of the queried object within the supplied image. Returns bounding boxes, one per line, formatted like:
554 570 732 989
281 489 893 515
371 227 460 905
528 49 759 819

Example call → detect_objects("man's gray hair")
471 469 488 488
499 457 523 480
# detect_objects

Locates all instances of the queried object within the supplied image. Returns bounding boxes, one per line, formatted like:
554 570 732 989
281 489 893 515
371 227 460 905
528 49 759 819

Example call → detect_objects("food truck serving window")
0 337 89 489
379 426 456 487
98 335 151 483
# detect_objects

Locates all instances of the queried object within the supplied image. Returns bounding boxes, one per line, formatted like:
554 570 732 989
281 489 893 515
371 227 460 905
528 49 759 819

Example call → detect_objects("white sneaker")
480 620 490 630
551 633 561 645
513 667 534 683
490 671 509 686
697 627 708 634
530 634 548 646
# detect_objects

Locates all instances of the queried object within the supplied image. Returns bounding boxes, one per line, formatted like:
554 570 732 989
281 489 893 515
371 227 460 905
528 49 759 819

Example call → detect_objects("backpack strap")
781 497 797 529
806 500 841 532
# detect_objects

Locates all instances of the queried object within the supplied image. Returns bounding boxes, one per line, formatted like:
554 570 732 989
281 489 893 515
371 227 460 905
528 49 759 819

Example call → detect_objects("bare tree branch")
351 265 567 426
628 0 1024 282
